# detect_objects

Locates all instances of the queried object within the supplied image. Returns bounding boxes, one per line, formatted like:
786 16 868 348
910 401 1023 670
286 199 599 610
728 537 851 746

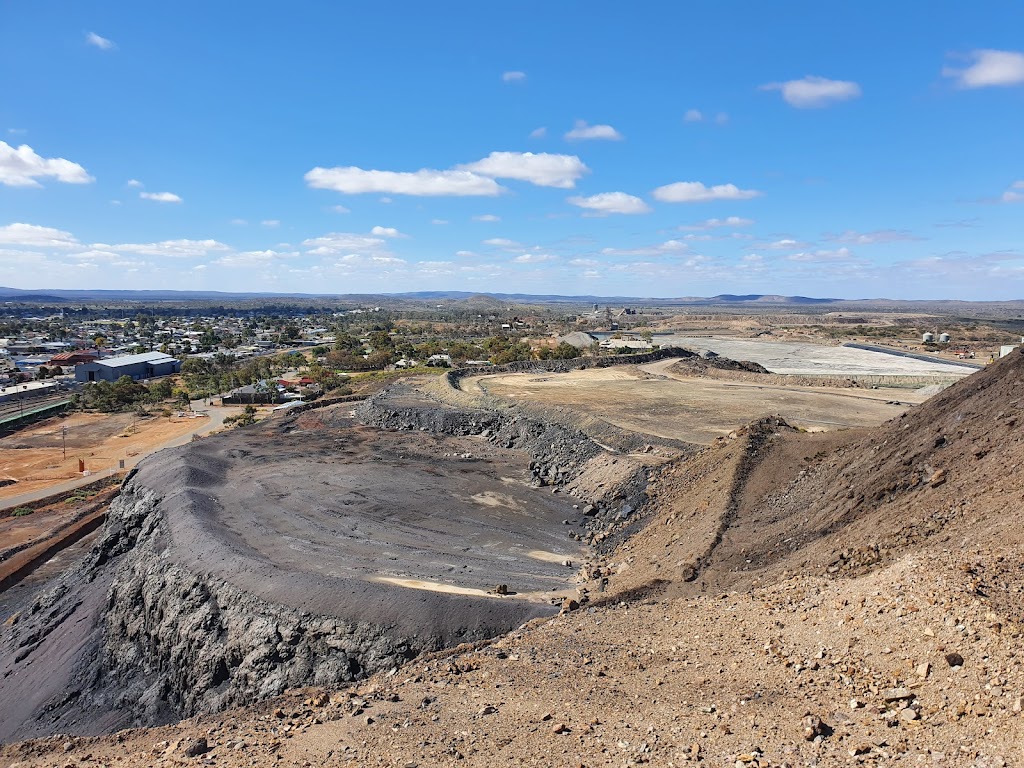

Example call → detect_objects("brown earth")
475 363 928 445
0 411 208 500
3 351 1024 766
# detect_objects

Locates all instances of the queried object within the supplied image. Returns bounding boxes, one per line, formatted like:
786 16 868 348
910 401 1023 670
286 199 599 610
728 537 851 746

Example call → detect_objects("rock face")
0 382 652 742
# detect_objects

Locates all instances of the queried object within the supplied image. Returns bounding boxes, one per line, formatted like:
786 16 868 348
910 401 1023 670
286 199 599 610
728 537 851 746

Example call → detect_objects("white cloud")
302 232 388 255
140 191 182 203
230 218 248 226
215 250 299 268
567 191 651 216
502 71 526 83
86 32 115 50
512 253 557 264
455 250 479 258
0 141 94 188
457 151 589 189
682 216 754 230
371 225 407 238
683 109 704 123
570 258 599 267
379 196 393 204
529 127 547 139
564 120 623 141
330 204 351 214
767 238 807 250
126 178 143 188
483 238 521 248
600 240 690 257
431 218 449 225
1001 180 1024 203
261 219 280 228
760 76 862 108
336 254 406 267
305 166 503 196
94 239 231 258
715 112 729 125
788 247 855 263
826 229 922 244
943 49 1024 89
652 181 762 203
0 223 80 248
473 214 501 222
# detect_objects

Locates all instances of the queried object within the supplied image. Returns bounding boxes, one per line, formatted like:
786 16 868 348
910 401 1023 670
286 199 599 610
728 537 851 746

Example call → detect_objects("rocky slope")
3 351 1023 766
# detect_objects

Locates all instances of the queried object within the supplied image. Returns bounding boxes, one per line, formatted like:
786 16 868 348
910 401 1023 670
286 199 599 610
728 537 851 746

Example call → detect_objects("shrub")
12 507 33 517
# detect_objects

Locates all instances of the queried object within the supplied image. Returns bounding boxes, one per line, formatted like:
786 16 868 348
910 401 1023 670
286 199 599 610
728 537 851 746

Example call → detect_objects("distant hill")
1 287 1021 308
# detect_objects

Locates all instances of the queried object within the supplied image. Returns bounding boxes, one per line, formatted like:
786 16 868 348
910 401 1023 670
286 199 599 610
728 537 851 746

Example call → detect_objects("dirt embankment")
4 353 1024 766
0 382 652 744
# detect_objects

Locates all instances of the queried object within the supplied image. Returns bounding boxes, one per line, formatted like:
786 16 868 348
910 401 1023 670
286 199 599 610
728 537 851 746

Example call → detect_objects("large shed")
75 351 181 383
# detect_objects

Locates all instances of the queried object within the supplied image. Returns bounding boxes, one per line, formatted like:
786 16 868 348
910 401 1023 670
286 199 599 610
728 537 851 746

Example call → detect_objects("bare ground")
4 351 1024 766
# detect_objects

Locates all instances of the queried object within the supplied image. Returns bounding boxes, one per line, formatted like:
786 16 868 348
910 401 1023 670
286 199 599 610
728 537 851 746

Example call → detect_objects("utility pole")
61 425 67 459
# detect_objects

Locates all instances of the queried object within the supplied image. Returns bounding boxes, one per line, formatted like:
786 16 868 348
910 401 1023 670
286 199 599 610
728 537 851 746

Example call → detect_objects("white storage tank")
938 332 951 343
922 332 935 343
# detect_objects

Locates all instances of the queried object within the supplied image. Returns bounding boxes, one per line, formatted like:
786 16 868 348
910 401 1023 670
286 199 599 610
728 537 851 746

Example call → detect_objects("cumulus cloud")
431 218 449 225
529 127 547 139
0 142 94 188
473 214 501 222
788 247 855 263
567 191 651 216
483 238 521 248
305 166 503 197
502 71 526 83
826 229 923 244
943 49 1024 88
683 109 704 123
512 253 557 264
652 181 761 203
370 225 407 238
767 238 807 250
715 112 729 125
681 216 754 230
94 239 231 258
230 218 247 225
215 250 299 268
760 76 862 108
261 219 280 228
600 240 690 257
330 204 351 214
457 152 589 189
1001 180 1024 203
140 191 182 203
564 120 623 141
570 258 599 267
126 178 143 188
0 223 80 248
301 232 389 255
86 32 115 50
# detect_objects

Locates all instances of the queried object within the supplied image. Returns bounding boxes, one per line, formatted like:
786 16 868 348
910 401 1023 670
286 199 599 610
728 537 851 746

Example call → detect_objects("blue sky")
1 2 1022 299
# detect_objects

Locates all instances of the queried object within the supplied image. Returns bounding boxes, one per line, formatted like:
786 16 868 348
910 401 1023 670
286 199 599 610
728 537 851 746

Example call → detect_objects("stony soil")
3 350 1024 766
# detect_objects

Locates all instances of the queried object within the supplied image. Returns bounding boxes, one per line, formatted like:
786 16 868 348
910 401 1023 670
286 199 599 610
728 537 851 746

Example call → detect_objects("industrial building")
75 351 181 383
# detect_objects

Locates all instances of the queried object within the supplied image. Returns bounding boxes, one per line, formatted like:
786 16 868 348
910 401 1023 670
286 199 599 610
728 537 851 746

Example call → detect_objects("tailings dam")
0 396 606 743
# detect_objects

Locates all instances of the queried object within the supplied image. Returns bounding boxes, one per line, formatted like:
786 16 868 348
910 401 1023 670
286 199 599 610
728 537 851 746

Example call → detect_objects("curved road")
0 399 234 512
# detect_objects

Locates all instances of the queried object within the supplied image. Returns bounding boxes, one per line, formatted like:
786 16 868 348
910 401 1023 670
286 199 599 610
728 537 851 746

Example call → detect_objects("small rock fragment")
945 652 964 668
181 737 209 757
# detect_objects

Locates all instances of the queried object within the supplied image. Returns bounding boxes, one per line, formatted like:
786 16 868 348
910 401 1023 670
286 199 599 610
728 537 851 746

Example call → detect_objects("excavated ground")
140 408 587 609
0 403 596 745
4 352 1024 766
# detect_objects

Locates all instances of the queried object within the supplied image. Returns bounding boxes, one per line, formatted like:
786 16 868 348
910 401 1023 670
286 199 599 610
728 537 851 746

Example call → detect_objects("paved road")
0 399 233 512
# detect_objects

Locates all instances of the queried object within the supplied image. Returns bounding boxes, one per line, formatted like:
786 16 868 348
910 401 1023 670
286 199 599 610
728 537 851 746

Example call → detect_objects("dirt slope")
3 352 1023 767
